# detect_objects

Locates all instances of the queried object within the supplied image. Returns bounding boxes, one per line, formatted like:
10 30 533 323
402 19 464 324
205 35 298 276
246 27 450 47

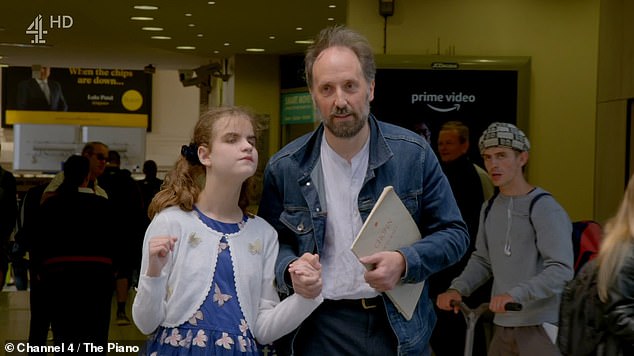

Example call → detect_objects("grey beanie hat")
478 122 530 153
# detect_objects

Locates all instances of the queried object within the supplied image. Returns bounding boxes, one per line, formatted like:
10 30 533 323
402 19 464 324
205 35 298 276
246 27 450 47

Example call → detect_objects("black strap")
483 190 499 223
483 190 552 230
527 192 551 227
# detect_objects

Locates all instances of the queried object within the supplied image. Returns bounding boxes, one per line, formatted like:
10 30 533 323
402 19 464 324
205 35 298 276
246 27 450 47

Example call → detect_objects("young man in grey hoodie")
437 122 574 355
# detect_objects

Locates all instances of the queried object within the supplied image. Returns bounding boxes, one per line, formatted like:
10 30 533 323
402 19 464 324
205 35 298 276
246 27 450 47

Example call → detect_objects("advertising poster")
2 66 152 129
372 68 520 163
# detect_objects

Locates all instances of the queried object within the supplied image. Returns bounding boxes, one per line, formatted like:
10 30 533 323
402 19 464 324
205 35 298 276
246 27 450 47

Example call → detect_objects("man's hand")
359 251 405 292
289 253 322 299
489 293 514 313
436 289 462 314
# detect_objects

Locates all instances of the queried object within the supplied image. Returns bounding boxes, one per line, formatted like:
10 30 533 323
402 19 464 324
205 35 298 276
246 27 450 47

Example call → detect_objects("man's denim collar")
289 114 393 175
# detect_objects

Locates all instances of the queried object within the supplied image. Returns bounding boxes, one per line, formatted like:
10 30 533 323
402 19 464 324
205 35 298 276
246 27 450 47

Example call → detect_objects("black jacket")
602 249 634 356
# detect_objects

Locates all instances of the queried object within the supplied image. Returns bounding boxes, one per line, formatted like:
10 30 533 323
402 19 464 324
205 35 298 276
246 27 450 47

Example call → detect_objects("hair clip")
181 143 201 165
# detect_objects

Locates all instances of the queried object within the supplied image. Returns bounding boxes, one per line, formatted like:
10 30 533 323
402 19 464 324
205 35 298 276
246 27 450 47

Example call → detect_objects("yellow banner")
5 110 148 128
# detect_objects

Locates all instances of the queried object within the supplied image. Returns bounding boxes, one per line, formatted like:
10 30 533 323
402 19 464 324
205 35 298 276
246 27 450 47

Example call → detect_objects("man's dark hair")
59 155 90 195
143 160 158 178
304 25 375 89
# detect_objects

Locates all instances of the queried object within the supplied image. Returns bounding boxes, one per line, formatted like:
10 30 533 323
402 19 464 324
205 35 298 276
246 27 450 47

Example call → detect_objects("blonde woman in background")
596 175 634 355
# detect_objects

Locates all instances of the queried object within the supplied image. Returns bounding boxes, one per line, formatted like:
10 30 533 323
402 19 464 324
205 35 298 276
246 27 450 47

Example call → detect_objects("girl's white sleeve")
252 233 323 345
132 213 174 335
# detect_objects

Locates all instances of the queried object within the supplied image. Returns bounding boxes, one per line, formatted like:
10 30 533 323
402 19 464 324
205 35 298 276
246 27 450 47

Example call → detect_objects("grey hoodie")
450 187 574 326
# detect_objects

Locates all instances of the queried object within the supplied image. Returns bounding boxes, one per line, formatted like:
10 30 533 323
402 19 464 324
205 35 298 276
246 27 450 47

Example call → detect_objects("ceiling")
0 0 347 70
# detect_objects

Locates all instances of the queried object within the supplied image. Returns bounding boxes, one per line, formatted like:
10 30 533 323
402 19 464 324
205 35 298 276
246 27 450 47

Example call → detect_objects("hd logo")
26 14 74 44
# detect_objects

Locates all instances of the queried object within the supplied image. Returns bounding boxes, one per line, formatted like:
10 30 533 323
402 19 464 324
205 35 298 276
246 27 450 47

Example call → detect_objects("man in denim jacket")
258 25 469 356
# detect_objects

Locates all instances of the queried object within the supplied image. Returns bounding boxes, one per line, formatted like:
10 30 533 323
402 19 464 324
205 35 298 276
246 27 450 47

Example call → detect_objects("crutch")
450 300 522 356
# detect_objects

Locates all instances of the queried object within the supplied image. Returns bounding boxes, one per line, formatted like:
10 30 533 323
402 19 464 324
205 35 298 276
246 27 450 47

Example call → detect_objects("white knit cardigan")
132 206 323 344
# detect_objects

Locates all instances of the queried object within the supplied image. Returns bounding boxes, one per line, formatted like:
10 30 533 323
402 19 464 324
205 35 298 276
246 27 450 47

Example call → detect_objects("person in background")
43 141 109 201
475 159 495 201
595 174 634 355
258 25 469 356
138 159 163 231
13 181 50 352
430 120 491 356
413 120 432 144
132 106 323 355
29 141 109 351
0 143 17 290
17 66 68 111
436 120 486 247
30 155 116 352
437 122 573 356
99 150 145 326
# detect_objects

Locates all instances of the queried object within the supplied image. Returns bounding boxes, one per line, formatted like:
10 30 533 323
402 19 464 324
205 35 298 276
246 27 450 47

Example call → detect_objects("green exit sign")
281 91 315 124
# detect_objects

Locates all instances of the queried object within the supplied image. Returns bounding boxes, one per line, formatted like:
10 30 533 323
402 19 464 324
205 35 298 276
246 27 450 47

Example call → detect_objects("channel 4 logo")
26 14 74 44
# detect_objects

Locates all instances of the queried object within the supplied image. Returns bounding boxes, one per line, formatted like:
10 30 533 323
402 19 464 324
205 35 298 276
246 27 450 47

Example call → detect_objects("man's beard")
319 104 369 138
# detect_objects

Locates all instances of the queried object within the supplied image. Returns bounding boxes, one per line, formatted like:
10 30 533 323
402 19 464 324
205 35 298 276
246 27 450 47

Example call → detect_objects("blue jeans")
291 297 398 356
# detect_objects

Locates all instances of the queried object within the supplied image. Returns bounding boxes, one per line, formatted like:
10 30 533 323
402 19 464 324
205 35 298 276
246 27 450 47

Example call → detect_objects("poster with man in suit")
16 65 68 111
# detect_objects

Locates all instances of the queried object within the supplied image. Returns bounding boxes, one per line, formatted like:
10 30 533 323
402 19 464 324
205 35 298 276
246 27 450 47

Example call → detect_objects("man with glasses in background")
43 141 109 200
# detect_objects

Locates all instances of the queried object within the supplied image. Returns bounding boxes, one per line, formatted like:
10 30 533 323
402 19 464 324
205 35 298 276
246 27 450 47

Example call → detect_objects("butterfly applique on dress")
248 239 262 255
237 335 248 352
179 329 193 348
215 332 234 350
192 330 208 347
213 283 232 306
238 319 249 336
188 310 204 325
188 232 201 247
164 328 182 347
159 329 168 344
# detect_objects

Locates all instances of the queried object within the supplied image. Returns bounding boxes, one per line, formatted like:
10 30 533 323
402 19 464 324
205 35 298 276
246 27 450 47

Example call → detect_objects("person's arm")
253 231 322 345
449 206 494 297
131 213 175 335
53 81 68 111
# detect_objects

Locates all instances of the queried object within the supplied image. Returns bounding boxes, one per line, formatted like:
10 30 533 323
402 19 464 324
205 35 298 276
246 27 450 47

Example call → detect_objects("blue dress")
142 207 277 355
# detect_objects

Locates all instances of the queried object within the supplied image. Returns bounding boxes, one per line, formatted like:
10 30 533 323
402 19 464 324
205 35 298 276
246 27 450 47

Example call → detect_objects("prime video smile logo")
26 14 74 44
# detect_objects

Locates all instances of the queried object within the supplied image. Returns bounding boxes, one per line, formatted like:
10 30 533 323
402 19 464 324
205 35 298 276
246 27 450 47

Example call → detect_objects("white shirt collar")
78 187 95 194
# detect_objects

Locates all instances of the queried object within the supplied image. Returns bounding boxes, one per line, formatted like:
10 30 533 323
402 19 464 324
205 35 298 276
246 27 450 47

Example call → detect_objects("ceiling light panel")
133 5 159 10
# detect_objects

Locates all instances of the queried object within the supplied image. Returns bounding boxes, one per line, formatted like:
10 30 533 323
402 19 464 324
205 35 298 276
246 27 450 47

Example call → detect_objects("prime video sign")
411 91 477 113
26 14 74 44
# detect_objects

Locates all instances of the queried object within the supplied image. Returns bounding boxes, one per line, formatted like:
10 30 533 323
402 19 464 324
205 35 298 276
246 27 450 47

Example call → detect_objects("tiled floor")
0 288 148 355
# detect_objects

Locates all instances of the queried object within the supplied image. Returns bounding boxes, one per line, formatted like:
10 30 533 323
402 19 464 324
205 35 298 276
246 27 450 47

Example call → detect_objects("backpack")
483 191 602 274
556 259 606 355
571 220 602 274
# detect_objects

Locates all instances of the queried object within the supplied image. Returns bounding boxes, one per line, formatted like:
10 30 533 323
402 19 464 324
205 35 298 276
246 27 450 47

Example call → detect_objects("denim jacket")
258 115 469 355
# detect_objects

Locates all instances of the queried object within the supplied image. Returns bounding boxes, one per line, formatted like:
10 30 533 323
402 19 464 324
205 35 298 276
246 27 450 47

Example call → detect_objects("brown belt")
323 296 383 310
